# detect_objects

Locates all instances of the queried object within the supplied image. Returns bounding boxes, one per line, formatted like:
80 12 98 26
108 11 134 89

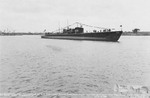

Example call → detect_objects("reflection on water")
0 36 150 97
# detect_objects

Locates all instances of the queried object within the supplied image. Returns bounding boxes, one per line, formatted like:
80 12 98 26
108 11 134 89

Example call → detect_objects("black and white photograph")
0 0 150 98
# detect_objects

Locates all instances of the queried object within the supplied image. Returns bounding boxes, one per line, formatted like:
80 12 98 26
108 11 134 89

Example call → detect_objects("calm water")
0 36 150 97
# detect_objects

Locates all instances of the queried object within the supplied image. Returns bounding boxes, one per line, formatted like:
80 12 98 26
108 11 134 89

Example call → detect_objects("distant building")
132 28 140 33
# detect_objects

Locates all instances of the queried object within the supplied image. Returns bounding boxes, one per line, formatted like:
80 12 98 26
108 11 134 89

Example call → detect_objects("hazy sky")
0 0 150 32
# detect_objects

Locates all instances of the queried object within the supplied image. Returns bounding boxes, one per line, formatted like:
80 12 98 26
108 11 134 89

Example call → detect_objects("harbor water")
0 36 150 97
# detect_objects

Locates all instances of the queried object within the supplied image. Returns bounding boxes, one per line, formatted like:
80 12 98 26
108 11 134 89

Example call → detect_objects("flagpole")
120 25 122 31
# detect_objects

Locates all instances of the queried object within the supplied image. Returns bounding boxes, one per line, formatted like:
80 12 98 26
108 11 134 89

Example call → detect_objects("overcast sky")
0 0 150 32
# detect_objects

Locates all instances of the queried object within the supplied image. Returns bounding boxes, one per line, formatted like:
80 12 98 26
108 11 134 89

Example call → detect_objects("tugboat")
41 22 122 42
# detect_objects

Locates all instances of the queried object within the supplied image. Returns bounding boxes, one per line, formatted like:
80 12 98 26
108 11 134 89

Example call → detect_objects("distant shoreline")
0 32 150 36
0 32 43 36
122 31 150 36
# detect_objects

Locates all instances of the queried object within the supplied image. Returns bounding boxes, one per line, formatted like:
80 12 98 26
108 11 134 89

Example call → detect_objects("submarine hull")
41 31 122 42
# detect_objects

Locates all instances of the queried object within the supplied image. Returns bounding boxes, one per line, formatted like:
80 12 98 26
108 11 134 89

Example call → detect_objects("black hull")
41 31 122 42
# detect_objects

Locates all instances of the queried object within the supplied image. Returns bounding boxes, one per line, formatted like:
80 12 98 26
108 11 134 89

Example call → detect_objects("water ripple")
0 36 150 97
